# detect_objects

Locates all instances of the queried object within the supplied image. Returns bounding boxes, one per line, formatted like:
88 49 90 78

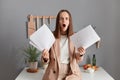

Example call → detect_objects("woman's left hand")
75 47 86 62
77 47 86 57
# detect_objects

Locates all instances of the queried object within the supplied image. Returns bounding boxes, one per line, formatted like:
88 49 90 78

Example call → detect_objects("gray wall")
0 0 120 80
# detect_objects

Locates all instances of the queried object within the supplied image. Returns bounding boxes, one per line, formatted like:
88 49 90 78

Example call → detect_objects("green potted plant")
23 45 41 72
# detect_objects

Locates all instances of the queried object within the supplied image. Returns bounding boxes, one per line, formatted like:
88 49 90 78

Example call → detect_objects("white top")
60 35 69 64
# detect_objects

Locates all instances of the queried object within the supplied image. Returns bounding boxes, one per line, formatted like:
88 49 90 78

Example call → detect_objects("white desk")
15 67 114 80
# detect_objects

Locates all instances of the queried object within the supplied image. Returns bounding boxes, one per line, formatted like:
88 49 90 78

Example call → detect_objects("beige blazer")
42 38 82 80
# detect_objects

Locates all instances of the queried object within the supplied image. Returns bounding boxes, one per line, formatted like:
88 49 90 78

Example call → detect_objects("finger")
79 47 85 52
78 47 85 51
42 50 47 57
42 49 46 54
43 49 48 54
78 49 83 53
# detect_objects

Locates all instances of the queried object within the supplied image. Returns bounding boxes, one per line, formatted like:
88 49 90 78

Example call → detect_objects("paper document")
70 25 101 49
29 24 55 51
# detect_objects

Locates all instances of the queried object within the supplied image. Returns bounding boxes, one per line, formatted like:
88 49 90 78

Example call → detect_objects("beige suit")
42 38 82 80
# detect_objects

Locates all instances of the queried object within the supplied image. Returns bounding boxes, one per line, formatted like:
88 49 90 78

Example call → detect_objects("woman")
41 9 85 80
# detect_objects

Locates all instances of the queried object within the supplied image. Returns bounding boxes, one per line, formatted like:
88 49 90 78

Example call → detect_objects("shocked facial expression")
59 12 69 34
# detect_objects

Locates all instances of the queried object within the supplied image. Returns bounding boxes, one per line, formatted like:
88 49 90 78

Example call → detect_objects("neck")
60 31 67 35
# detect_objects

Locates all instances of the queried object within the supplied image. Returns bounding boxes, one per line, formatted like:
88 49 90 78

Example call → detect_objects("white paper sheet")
70 25 101 49
29 24 55 51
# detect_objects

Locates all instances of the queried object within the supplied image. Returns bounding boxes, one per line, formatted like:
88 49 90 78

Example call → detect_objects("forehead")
60 12 69 18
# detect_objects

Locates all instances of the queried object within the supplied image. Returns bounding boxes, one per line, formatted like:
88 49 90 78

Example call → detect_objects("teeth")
63 24 66 27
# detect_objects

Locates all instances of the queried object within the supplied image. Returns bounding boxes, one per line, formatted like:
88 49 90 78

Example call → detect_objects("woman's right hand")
42 49 49 62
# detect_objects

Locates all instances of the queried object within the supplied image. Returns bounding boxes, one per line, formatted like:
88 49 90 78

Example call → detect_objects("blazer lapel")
68 37 74 62
53 39 60 68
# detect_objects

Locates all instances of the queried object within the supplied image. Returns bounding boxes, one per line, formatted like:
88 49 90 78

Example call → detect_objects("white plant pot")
29 62 38 70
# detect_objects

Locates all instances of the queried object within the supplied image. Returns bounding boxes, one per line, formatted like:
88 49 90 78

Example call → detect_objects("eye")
66 17 69 20
60 17 63 21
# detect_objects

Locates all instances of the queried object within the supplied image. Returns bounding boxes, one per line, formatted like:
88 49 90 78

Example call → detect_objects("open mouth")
63 24 66 27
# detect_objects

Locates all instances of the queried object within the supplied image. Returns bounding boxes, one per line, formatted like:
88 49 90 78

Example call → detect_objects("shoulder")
70 32 75 36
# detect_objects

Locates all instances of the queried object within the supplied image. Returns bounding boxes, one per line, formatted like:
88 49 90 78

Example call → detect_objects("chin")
62 30 67 32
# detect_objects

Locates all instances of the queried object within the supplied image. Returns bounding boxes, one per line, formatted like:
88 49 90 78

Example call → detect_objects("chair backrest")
26 15 100 48
27 15 56 37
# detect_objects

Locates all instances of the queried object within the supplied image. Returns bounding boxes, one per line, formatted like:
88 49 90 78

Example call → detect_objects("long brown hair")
54 9 74 38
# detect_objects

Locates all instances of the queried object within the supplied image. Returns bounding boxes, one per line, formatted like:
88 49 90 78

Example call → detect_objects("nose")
62 18 66 23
